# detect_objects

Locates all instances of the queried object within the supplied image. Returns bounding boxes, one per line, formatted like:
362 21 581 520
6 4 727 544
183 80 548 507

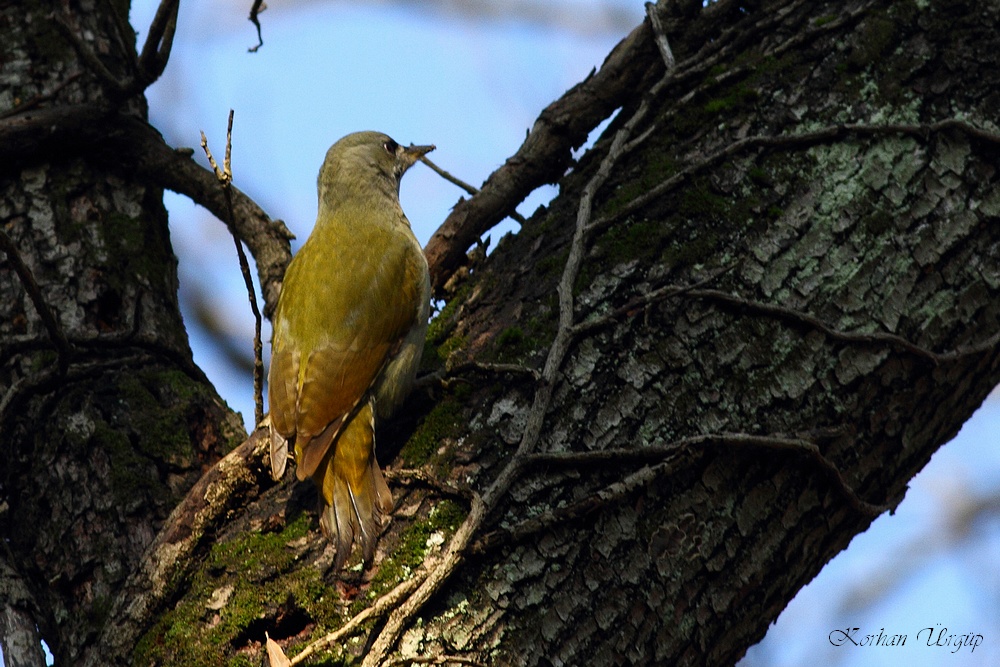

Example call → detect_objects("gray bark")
3 0 999 666
0 1 245 664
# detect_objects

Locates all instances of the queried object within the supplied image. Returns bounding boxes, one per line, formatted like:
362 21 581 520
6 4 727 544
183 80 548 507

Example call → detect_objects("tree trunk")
3 0 1000 666
0 1 246 665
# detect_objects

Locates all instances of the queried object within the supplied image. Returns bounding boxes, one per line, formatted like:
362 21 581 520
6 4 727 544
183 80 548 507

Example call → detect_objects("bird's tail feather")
315 398 393 570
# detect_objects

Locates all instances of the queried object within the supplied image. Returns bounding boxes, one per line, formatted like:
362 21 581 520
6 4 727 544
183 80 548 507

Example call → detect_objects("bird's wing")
292 340 390 479
268 224 427 480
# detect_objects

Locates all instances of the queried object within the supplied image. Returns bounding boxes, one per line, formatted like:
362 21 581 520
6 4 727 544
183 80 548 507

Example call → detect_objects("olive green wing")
267 220 427 480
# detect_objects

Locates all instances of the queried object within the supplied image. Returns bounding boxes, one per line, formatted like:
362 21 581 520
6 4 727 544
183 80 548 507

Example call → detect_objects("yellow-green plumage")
268 131 432 569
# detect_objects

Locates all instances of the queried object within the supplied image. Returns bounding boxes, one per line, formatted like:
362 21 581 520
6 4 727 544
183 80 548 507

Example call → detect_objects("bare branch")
360 37 676 666
0 71 83 120
420 155 526 225
422 17 663 295
473 430 892 555
421 0 830 295
137 0 180 86
361 494 486 666
471 458 680 556
645 2 676 69
570 268 731 338
385 468 476 503
248 0 267 53
201 111 266 425
53 13 134 96
590 119 1000 234
288 573 427 666
387 655 487 667
0 106 293 317
688 288 944 363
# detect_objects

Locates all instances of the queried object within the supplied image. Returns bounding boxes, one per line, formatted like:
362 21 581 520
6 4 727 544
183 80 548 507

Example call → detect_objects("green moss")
27 15 74 63
747 167 772 188
426 284 470 344
399 398 464 467
677 181 731 220
600 151 678 218
495 325 525 352
599 218 665 267
424 286 473 368
765 205 785 220
135 514 341 666
537 249 569 279
657 229 721 271
435 334 467 363
364 500 467 604
488 315 554 364
29 349 59 372
83 366 237 510
102 210 176 296
703 85 760 115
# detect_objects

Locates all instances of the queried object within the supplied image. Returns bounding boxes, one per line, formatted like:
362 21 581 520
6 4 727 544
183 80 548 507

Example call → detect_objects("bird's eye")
383 139 399 155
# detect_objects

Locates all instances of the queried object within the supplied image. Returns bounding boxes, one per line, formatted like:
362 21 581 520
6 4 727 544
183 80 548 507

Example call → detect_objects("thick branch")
86 429 273 667
422 18 660 295
0 105 293 317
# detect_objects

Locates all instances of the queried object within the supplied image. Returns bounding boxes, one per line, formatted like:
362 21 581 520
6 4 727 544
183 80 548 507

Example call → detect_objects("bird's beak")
399 143 436 172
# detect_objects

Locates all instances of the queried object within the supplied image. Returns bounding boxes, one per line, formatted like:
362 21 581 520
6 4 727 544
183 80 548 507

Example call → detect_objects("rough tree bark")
2 0 999 666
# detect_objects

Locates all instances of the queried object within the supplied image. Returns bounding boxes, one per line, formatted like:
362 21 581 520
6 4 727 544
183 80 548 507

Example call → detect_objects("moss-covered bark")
4 0 1000 665
0 2 244 664
147 1 1000 665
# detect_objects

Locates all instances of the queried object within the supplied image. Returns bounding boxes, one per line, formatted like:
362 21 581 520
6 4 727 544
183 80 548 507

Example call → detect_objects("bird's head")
318 131 435 205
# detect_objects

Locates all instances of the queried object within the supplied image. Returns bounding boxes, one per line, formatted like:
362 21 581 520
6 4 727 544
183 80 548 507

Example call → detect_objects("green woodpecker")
268 131 433 569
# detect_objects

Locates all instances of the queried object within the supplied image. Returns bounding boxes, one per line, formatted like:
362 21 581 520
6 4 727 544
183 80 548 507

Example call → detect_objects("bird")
267 131 433 569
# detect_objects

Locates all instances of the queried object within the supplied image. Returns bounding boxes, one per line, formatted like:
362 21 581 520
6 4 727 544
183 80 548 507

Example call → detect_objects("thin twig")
472 458 680 555
420 156 478 198
136 0 180 86
0 355 155 440
414 360 542 392
420 0 831 293
200 111 266 425
386 656 487 667
248 0 266 53
526 433 891 517
645 2 676 70
385 468 476 503
361 494 485 666
448 360 542 383
420 155 527 225
53 13 131 95
0 227 70 373
288 573 427 665
687 288 943 364
473 430 890 554
571 268 731 338
571 277 956 365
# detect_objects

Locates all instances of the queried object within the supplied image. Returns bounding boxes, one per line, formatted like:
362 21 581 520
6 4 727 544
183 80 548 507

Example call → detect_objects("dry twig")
200 111 266 425
420 155 527 225
472 431 891 555
248 0 267 53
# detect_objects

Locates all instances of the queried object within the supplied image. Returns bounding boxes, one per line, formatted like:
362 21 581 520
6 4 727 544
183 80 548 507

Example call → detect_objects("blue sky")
16 2 997 665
